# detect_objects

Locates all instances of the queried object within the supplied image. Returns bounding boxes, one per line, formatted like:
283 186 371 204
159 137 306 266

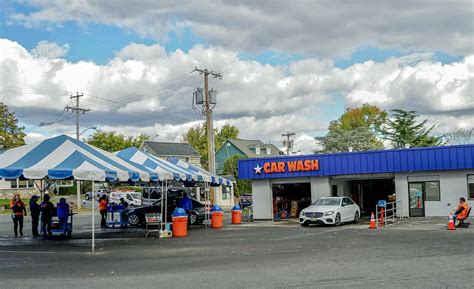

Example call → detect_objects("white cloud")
31 40 69 58
1 39 473 150
7 1 473 57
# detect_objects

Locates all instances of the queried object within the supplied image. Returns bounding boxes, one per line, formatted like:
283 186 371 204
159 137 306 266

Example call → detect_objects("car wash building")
238 145 474 220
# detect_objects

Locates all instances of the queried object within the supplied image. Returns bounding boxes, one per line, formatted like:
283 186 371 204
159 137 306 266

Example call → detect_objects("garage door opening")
349 179 395 217
272 183 311 221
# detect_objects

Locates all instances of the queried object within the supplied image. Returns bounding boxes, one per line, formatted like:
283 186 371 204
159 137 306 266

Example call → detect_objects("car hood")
302 205 339 213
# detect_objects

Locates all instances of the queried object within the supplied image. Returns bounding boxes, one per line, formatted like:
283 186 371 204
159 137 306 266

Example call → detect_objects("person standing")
29 195 40 237
179 192 193 214
40 194 55 238
56 198 70 235
98 194 108 228
10 194 27 237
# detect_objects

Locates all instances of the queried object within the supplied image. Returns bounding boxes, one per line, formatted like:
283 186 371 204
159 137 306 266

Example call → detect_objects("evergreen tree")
380 109 445 148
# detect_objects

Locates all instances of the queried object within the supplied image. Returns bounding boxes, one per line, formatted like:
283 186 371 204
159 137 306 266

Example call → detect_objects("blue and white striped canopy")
116 147 202 182
0 135 161 183
167 157 233 187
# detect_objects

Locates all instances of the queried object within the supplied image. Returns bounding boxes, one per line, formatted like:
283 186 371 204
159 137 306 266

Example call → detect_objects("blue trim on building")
238 145 474 180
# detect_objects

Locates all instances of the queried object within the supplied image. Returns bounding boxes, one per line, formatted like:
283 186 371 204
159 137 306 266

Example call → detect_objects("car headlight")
300 210 305 216
324 211 334 216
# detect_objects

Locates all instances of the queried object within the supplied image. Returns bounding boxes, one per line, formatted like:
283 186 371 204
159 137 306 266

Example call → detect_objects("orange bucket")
172 216 188 237
232 210 242 224
211 211 224 228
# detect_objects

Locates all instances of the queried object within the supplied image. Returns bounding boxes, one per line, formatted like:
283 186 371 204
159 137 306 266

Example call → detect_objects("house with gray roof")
215 139 284 174
141 141 201 167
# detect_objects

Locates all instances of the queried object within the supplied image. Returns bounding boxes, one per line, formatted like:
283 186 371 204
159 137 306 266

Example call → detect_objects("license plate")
310 218 318 222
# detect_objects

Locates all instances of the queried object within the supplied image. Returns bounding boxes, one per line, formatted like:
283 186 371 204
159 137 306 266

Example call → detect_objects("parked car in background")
127 195 208 226
299 197 360 227
141 187 161 206
239 194 253 208
109 191 142 208
84 189 109 201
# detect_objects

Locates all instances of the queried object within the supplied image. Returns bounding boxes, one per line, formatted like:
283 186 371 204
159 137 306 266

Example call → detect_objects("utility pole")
66 92 90 209
192 68 222 204
282 132 295 156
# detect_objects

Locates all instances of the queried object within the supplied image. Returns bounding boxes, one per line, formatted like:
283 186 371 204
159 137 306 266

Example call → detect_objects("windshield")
130 193 141 200
313 198 340 206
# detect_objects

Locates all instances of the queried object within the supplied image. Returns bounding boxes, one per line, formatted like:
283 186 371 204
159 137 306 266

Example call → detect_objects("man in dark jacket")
29 195 41 237
40 194 55 238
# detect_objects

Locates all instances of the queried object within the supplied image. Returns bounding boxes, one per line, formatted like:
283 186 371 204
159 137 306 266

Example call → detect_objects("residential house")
140 141 201 167
215 139 284 175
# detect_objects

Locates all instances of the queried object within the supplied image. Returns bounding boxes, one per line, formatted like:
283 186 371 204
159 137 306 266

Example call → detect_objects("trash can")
231 205 242 224
172 208 188 237
211 205 224 229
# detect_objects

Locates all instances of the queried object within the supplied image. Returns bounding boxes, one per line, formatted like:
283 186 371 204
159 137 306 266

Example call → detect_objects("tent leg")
160 181 164 231
92 180 95 254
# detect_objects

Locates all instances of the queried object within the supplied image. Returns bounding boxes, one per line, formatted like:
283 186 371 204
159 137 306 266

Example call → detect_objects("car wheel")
128 213 140 226
189 212 198 225
334 213 341 227
353 211 360 224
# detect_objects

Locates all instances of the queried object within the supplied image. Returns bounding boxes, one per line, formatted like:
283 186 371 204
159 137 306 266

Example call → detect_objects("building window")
255 145 260 155
425 181 440 201
185 157 190 162
266 146 271 155
222 186 231 200
9 179 35 189
468 175 474 200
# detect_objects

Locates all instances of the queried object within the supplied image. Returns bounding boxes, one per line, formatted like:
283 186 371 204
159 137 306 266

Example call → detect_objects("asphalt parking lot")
0 214 473 289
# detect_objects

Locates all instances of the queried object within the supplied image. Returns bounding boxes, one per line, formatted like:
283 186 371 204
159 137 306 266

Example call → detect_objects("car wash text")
261 159 319 174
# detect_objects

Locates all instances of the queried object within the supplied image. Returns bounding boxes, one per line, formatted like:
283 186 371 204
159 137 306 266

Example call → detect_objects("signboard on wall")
254 159 319 174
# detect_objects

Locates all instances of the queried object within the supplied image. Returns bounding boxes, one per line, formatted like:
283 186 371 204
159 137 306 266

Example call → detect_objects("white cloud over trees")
0 39 472 153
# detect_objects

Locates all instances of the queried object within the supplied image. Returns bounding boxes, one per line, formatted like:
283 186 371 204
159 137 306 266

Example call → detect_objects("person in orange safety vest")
98 194 108 228
453 197 470 226
10 193 27 237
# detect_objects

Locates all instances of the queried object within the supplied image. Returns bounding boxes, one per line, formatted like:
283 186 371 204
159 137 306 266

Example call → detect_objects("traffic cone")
369 212 376 229
447 214 456 230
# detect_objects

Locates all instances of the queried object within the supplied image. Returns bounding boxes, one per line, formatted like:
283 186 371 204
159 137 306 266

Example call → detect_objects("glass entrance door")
408 183 425 217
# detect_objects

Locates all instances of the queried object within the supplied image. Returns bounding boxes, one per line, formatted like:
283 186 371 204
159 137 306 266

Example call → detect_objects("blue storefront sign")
238 145 474 180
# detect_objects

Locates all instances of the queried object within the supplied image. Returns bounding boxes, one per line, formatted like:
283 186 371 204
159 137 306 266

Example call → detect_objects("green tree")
84 130 150 152
222 155 251 196
0 103 26 150
182 122 239 169
315 104 387 153
380 109 445 148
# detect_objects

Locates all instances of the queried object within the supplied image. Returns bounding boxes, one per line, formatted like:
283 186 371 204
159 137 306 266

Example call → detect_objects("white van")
109 191 142 208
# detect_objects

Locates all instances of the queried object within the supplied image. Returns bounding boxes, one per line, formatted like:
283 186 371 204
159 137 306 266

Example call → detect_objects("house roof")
143 141 200 157
225 139 283 158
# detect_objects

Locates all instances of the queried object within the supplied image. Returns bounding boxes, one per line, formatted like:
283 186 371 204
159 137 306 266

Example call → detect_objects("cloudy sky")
1 0 473 153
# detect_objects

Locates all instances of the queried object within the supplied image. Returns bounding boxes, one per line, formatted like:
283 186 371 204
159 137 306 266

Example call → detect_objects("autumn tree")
0 103 26 150
380 109 445 148
315 104 387 153
182 122 239 169
446 128 474 145
84 130 150 152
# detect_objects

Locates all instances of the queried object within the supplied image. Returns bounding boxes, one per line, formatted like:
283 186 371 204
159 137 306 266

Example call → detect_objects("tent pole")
160 181 164 231
164 179 168 230
92 180 95 254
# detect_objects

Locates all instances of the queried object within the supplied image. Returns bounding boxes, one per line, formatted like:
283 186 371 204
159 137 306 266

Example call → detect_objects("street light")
79 126 97 136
